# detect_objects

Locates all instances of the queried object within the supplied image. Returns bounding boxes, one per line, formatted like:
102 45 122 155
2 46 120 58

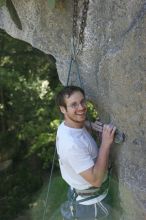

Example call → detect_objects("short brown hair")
56 86 85 108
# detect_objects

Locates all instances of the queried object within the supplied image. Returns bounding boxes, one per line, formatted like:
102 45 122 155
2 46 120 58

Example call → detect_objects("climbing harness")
69 187 109 219
67 167 111 219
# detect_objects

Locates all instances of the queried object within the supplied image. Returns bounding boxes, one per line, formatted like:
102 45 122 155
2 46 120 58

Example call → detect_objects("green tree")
0 29 99 220
0 29 63 220
0 29 62 168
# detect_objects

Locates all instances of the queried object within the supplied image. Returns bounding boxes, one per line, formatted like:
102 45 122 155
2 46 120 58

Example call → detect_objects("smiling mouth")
76 113 86 116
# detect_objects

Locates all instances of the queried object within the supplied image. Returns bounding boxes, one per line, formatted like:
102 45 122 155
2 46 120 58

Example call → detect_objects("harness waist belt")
75 175 109 197
75 187 101 196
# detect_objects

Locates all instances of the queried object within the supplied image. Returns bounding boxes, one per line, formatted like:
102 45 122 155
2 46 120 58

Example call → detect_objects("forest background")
0 29 66 220
0 29 97 220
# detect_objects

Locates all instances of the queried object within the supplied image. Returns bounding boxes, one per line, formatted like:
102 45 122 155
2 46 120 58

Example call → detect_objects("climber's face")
60 91 87 128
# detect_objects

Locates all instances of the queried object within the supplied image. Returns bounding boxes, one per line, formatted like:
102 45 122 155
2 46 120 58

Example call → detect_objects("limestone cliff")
0 0 146 219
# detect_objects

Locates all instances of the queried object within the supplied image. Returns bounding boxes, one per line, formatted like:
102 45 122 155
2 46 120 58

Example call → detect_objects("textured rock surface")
0 0 146 219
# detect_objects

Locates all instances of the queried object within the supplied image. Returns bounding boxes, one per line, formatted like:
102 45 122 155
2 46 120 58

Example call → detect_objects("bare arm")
80 124 116 187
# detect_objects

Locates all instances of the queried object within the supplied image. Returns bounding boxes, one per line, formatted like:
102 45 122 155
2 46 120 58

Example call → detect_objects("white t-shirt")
56 122 98 189
56 122 108 205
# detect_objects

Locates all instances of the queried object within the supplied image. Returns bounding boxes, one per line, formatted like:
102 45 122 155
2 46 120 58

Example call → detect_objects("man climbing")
56 85 116 220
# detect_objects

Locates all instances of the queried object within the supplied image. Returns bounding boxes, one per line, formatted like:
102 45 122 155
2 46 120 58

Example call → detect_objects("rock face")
0 0 146 219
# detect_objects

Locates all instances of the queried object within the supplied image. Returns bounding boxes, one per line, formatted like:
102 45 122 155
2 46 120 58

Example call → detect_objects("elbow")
91 179 102 188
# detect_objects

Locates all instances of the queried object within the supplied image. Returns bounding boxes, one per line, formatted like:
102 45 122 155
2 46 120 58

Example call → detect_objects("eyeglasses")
67 99 86 109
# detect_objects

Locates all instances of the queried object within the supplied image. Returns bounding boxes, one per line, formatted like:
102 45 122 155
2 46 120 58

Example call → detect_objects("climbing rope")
42 1 92 219
42 58 83 220
66 55 84 89
42 42 84 220
42 146 57 220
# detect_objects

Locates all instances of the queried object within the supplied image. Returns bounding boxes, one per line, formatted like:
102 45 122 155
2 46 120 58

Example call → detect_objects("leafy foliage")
0 29 63 220
0 30 62 168
0 29 100 220
29 173 68 220
0 161 43 219
0 0 5 7
86 100 98 120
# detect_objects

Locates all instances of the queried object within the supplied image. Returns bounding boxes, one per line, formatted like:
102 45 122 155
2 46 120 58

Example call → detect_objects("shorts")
60 188 112 220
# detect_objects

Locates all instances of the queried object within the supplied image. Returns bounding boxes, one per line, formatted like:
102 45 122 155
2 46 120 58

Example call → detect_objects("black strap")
72 168 111 205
